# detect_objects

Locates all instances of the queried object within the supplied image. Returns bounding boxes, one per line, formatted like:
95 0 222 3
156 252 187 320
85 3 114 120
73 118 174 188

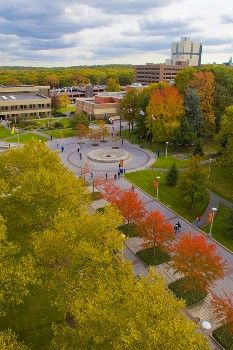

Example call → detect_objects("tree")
75 123 89 142
70 113 89 129
104 186 145 226
138 210 175 254
184 87 203 135
50 268 210 350
174 116 196 146
46 74 59 88
193 138 204 157
0 142 88 234
178 156 207 206
51 94 61 110
0 216 38 316
212 292 233 332
166 163 179 186
174 67 196 94
146 86 184 142
170 233 225 292
120 89 142 138
96 120 110 142
106 77 121 92
190 71 215 129
89 127 102 144
59 94 70 109
0 330 29 350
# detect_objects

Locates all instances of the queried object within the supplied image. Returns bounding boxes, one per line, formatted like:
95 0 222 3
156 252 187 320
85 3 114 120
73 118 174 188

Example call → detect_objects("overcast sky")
0 0 232 67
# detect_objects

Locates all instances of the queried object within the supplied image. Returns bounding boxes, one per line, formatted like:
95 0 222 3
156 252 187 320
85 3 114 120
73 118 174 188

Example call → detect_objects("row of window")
0 103 51 111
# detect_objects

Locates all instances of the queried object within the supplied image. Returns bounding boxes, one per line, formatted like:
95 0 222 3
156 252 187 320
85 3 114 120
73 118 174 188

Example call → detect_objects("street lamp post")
156 176 160 199
209 207 217 236
165 141 169 158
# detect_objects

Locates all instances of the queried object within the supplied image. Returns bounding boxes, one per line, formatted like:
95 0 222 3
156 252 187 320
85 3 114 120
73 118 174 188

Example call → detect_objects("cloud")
78 0 175 14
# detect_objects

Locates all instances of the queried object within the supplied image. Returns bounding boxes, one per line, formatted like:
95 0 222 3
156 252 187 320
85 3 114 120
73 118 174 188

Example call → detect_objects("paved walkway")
200 190 233 226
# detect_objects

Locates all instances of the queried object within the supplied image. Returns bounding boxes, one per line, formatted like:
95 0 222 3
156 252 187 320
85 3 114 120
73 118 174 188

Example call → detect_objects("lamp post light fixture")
165 141 169 158
209 207 217 236
156 176 160 199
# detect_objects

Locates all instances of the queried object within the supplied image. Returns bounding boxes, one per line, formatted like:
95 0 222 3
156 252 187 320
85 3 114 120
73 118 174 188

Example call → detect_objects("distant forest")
0 65 135 87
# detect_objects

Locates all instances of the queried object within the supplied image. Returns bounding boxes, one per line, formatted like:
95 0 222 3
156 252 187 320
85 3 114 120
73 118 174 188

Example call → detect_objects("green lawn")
58 106 76 114
125 170 208 222
152 155 189 169
0 127 12 139
137 247 171 266
34 117 71 128
208 162 233 203
0 287 63 350
169 278 207 306
5 133 48 143
213 325 233 350
203 205 233 252
44 128 75 138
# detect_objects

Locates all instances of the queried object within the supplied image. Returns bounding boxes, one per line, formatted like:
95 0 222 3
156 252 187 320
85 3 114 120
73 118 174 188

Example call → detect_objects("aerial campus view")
0 1 233 350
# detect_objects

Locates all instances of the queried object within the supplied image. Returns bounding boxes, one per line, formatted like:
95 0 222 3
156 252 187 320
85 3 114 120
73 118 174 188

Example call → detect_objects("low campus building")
0 85 51 120
76 92 125 119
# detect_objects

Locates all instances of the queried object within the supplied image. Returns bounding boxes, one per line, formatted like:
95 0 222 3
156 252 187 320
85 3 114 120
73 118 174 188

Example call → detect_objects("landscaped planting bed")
213 325 233 350
137 247 171 266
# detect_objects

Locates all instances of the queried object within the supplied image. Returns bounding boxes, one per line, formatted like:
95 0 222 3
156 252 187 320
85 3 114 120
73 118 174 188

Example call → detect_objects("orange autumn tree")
138 210 175 255
103 184 145 226
190 71 215 129
170 233 225 292
212 292 233 332
146 85 184 142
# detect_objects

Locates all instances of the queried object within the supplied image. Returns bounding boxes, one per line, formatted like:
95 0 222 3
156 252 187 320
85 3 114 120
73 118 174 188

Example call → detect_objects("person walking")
114 173 117 180
80 153 82 160
77 147 80 153
174 224 178 233
121 139 124 145
131 185 135 193
177 222 181 232
61 146 64 153
50 135 53 141
105 172 108 180
118 169 121 178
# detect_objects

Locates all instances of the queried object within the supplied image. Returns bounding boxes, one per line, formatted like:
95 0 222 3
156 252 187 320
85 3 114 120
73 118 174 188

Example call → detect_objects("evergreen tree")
185 88 204 135
166 163 179 186
193 138 204 157
174 117 196 146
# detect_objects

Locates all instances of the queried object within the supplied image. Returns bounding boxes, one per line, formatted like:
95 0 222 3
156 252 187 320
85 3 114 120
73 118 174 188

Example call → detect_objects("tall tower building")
171 37 202 66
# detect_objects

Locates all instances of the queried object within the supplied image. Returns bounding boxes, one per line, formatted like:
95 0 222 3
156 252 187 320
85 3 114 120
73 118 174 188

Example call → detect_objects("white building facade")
171 37 202 66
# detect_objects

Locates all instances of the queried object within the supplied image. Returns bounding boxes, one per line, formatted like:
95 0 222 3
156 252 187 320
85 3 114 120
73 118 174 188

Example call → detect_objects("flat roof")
0 93 50 101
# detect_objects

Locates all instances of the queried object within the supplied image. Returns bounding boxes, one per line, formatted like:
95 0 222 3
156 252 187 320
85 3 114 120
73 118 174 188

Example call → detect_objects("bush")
53 110 66 118
193 139 204 156
168 277 207 306
17 120 39 129
53 122 64 129
137 247 171 266
213 325 233 350
166 163 178 186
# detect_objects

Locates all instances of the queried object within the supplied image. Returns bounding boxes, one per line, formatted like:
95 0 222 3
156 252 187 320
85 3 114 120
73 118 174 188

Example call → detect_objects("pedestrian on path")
50 135 53 141
57 143 59 149
91 171 93 179
174 224 178 233
121 139 124 145
77 147 80 153
61 146 64 153
177 221 181 232
131 185 135 192
114 173 117 180
80 153 82 160
105 172 108 180
118 170 121 178
195 216 201 228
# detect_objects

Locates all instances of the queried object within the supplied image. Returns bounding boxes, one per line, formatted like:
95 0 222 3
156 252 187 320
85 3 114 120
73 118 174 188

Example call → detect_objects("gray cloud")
78 0 174 14
221 15 233 23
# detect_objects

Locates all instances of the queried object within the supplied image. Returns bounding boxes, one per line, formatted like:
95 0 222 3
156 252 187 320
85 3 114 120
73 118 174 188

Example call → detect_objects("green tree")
184 88 203 135
0 330 29 350
70 113 89 129
0 142 88 234
121 89 142 138
193 138 204 157
174 67 196 94
166 163 179 186
0 216 38 316
178 157 207 206
174 116 196 146
106 77 121 92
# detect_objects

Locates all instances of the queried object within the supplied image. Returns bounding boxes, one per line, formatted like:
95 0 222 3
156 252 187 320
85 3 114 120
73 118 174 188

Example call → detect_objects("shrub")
166 163 178 186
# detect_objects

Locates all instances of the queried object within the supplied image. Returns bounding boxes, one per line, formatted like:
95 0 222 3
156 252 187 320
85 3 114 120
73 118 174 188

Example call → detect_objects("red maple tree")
212 292 233 332
170 233 226 292
103 184 145 225
138 210 175 253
